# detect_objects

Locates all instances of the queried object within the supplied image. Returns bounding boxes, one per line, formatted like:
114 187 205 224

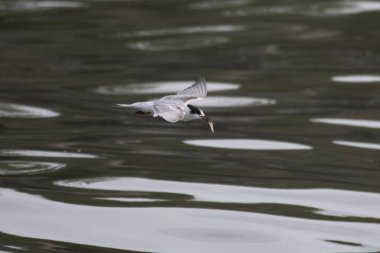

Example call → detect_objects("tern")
116 77 214 133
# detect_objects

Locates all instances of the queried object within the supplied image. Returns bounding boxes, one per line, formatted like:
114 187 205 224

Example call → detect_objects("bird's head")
187 104 214 133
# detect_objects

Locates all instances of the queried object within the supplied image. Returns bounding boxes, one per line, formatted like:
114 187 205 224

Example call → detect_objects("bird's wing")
153 102 185 123
159 95 200 104
176 77 207 98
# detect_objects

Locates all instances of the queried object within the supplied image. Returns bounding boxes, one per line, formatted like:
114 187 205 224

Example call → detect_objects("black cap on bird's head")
187 104 202 115
187 104 214 133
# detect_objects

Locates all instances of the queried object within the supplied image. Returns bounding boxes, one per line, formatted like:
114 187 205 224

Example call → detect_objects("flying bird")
116 77 214 133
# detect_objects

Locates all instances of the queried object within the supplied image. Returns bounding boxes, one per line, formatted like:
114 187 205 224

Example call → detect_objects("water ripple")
0 149 97 159
183 139 312 150
1 188 379 253
0 102 60 118
311 118 380 129
94 81 240 95
0 0 83 12
192 96 276 107
224 1 380 16
332 75 380 83
56 177 380 219
127 37 229 51
0 161 65 175
333 140 380 150
189 0 250 10
117 25 245 38
96 197 165 203
321 1 380 15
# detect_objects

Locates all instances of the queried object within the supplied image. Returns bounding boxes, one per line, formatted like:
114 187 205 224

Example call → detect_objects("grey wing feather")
176 77 207 98
153 103 185 123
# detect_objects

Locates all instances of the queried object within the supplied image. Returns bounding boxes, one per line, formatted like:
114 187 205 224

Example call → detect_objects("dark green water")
1 1 380 253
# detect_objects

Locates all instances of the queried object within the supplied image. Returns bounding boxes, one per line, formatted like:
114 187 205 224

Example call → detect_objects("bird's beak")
201 116 214 134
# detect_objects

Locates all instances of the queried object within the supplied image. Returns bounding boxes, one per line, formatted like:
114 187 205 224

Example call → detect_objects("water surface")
1 0 380 252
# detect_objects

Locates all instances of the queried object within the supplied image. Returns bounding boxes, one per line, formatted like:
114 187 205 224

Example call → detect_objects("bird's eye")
187 104 202 115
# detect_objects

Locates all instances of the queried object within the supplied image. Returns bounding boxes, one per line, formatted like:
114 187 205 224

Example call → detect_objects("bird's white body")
122 101 155 114
117 77 214 132
123 100 199 121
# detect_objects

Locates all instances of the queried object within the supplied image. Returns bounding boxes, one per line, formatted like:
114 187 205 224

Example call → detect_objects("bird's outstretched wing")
153 102 185 123
176 77 207 98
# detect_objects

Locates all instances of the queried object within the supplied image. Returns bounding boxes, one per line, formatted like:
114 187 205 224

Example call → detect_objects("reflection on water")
0 161 65 175
0 149 97 158
117 25 245 38
0 0 83 12
96 197 165 203
189 0 250 10
192 96 276 107
183 139 313 150
311 118 380 129
161 227 279 243
127 36 229 51
2 0 380 252
224 0 380 16
117 23 244 51
1 188 379 253
2 245 23 252
332 75 380 83
94 81 240 95
56 177 380 219
333 140 380 150
0 102 60 118
323 1 380 15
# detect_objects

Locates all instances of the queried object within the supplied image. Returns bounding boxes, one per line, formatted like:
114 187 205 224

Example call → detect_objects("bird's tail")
114 103 142 110
115 104 133 107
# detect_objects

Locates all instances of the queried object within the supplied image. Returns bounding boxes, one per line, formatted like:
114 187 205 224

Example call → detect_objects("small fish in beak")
201 116 214 133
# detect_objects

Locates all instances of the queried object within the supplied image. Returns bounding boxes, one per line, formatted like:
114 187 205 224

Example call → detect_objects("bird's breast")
181 112 198 122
